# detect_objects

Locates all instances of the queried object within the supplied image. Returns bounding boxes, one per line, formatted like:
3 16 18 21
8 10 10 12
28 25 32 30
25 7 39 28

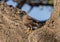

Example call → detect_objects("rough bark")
28 0 60 42
0 1 44 42
0 2 30 42
0 0 60 42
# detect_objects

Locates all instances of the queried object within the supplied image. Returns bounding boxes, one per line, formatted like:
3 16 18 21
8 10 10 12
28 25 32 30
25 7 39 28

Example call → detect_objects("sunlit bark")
51 0 60 20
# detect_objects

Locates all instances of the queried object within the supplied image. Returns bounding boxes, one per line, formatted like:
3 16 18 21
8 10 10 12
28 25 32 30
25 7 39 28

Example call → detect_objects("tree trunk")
46 0 60 27
50 0 60 20
28 0 60 42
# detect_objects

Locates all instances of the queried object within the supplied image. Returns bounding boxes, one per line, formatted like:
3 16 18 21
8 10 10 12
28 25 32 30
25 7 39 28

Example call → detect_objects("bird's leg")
25 24 32 33
25 27 31 33
27 24 32 32
30 24 33 30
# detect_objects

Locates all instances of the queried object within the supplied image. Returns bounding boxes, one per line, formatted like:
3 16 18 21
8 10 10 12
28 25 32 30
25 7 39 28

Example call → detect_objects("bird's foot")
25 27 32 33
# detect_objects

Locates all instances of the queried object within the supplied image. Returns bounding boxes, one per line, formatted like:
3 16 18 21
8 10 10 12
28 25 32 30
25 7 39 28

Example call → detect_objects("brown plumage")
22 14 35 32
22 14 45 30
22 14 46 30
22 15 34 27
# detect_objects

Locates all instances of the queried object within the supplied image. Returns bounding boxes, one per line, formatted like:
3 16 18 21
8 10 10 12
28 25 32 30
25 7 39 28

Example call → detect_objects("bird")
22 14 46 30
22 14 34 33
22 14 33 28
